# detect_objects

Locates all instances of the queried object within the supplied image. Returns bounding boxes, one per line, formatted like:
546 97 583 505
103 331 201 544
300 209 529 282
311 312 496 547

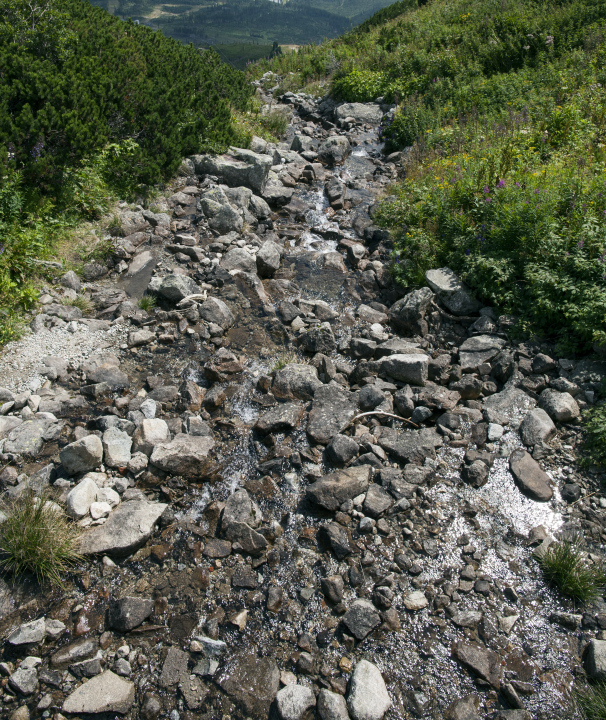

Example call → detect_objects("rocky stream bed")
0 77 605 720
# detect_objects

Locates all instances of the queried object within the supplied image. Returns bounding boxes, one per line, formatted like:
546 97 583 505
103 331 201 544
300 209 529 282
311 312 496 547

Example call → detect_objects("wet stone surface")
0 76 604 720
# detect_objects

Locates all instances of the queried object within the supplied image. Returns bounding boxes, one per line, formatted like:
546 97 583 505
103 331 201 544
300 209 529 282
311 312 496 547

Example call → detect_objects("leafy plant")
0 491 82 587
138 294 157 312
578 682 606 720
581 405 606 469
538 538 606 603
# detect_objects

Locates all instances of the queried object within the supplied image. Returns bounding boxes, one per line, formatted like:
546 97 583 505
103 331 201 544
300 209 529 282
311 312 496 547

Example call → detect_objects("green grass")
63 296 94 314
538 539 606 603
271 351 298 373
138 294 157 312
578 682 606 720
0 491 82 587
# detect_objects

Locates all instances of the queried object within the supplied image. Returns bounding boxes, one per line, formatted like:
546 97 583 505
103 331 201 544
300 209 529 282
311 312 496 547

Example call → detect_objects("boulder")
319 521 356 559
458 335 506 371
158 274 200 303
272 364 322 400
255 403 304 434
335 103 383 124
347 660 391 720
62 671 135 714
60 435 103 475
300 322 337 354
341 600 381 640
216 652 279 716
585 639 606 680
66 477 99 519
4 418 60 457
274 684 316 720
327 434 359 464
192 150 272 193
452 641 501 688
107 597 154 632
539 389 580 423
8 618 46 645
150 434 215 477
318 689 350 720
256 239 282 278
132 419 170 456
509 449 553 501
425 267 481 315
318 136 351 166
519 408 556 447
307 384 358 445
388 287 434 335
220 247 256 274
306 466 371 511
79 500 167 556
482 386 536 423
198 296 235 329
222 489 262 530
201 187 243 234
380 354 428 386
102 427 132 468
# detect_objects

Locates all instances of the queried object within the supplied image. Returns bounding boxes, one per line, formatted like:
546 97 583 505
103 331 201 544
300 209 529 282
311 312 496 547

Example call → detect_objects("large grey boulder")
539 389 580 423
459 335 506 371
222 489 262 530
388 288 434 336
509 449 553 501
66 477 99 519
102 427 132 468
318 136 351 166
585 639 606 679
380 354 428 386
274 684 316 720
519 408 556 447
272 364 322 400
150 434 215 477
4 418 60 457
132 418 169 456
201 187 243 234
198 296 235 329
347 660 391 720
8 618 46 645
425 267 481 315
79 500 167 556
60 435 103 475
318 689 350 720
62 670 135 714
335 103 383 124
192 150 272 193
220 247 256 274
158 274 200 303
256 239 282 278
306 466 371 511
307 384 358 445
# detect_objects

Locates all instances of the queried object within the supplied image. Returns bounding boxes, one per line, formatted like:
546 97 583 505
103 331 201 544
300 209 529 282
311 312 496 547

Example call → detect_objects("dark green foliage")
538 538 606 603
581 405 606 470
0 0 253 196
578 682 606 720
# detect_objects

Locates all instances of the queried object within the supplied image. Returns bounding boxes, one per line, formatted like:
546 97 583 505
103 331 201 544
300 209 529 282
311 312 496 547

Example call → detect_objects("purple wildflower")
497 179 505 189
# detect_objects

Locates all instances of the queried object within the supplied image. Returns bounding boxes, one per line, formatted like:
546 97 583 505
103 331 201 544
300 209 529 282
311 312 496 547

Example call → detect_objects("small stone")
403 590 428 611
585 639 606 679
347 659 391 720
9 667 38 695
509 449 553 501
8 618 46 645
62 670 135 714
341 599 381 640
274 684 316 720
108 597 154 632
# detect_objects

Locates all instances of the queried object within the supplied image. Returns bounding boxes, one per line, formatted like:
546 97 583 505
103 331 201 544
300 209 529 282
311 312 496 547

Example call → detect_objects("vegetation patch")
0 491 82 587
538 538 606 603
578 681 606 720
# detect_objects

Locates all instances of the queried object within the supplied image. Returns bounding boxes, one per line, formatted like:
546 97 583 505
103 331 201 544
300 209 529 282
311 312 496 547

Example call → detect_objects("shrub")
0 491 82 587
538 538 606 603
581 404 606 469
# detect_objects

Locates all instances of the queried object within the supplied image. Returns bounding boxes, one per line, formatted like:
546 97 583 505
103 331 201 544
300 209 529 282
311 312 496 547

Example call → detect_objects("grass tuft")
538 538 606 603
63 296 93 314
578 682 606 720
0 491 82 587
138 295 157 312
271 351 298 373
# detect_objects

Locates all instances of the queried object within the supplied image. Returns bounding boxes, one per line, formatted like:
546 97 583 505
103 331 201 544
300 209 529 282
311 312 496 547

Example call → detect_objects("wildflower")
545 35 554 45
578 241 585 249
486 198 492 203
497 179 505 189
484 186 490 194
534 189 541 194
466 248 470 255
515 182 521 188
7 143 15 161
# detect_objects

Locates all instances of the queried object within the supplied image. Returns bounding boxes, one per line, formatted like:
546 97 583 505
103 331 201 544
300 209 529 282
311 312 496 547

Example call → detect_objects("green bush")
581 404 606 469
0 491 82 587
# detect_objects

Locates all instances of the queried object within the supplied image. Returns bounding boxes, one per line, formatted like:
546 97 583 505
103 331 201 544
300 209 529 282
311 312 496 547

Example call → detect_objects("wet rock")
60 435 103 475
321 574 345 604
403 590 428 611
224 522 268 555
274 684 316 720
519 408 556 446
132 418 170 456
301 322 337 354
482 386 536 423
267 586 284 613
63 670 135 714
452 641 501 688
388 288 433 336
256 239 282 278
79 500 167 556
108 597 153 632
319 521 356 559
342 599 381 640
255 403 304 434
273 363 322 400
307 384 358 445
449 375 483 400
9 707 30 720
232 565 259 589
538 389 580 423
444 694 480 720
425 267 481 315
380 354 428 386
222 489 262 529
347 659 391 720
585 639 606 679
66 477 99 518
51 638 98 668
198 296 235 329
8 618 46 645
307 466 371 511
204 384 226 410
128 329 155 347
150 434 215 477
159 647 189 688
561 483 581 503
102 427 132 468
509 449 553 501
70 657 103 678
363 484 393 517
158 274 200 303
318 689 350 720
327 434 360 464
318 136 351 166
84 355 129 390
220 247 256 274
217 652 280 716
461 460 489 488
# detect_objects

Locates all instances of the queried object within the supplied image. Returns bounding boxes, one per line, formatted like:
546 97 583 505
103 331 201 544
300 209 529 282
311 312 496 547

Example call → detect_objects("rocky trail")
0 75 605 720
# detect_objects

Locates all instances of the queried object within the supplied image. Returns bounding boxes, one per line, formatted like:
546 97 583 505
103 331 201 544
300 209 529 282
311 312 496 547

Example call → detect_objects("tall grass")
538 539 606 603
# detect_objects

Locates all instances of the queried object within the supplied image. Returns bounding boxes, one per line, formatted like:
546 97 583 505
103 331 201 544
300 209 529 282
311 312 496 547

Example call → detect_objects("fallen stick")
345 410 418 429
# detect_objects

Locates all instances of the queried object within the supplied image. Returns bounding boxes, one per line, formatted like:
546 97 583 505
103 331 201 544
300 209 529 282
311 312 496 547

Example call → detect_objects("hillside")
254 0 606 354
